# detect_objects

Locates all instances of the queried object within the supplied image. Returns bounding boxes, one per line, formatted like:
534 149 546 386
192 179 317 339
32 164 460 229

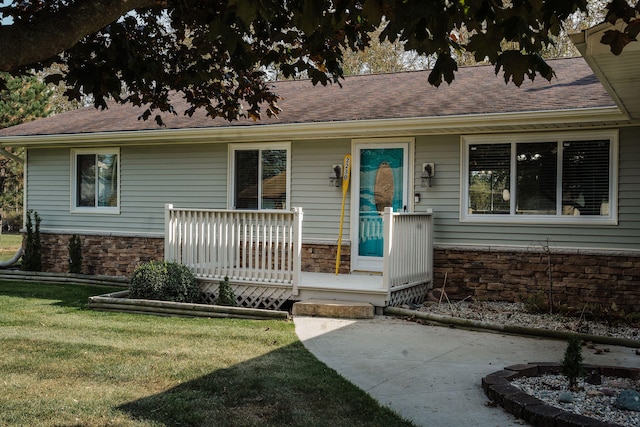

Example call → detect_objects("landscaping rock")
585 371 602 385
615 390 640 412
558 391 574 403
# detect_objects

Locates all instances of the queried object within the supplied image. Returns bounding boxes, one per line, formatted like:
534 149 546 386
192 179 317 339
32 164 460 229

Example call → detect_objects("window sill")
460 214 618 226
71 207 120 215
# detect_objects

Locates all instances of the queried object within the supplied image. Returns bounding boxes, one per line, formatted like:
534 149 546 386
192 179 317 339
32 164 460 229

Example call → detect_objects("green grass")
0 233 21 261
0 281 414 427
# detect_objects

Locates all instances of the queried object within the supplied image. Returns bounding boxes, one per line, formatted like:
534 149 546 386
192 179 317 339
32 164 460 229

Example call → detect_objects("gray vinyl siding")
121 144 227 233
26 148 70 228
25 125 640 252
414 134 461 245
291 138 351 242
415 127 640 251
27 144 228 235
27 140 348 240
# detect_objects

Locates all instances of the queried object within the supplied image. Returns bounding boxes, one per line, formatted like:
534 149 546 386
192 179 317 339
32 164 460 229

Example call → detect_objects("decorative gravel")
418 300 640 425
511 374 640 426
418 300 639 341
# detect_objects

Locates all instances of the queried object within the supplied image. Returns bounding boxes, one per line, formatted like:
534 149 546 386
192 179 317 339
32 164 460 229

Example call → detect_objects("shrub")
519 291 548 314
129 261 200 303
215 276 236 306
561 335 584 389
68 234 82 274
22 210 41 271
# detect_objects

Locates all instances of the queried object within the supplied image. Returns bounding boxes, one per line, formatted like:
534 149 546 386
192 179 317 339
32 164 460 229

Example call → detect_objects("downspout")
0 245 23 268
0 147 25 268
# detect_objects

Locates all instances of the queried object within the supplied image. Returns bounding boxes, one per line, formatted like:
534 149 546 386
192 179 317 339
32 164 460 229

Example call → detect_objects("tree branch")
0 0 164 73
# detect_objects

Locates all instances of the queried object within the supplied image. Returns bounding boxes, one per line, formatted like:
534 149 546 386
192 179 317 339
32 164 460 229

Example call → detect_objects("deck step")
292 299 374 319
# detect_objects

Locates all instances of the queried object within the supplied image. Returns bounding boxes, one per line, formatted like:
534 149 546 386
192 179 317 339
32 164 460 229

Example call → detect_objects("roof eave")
0 106 627 148
570 20 640 121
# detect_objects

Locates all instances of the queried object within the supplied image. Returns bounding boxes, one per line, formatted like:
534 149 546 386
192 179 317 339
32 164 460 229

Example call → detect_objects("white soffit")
570 21 640 121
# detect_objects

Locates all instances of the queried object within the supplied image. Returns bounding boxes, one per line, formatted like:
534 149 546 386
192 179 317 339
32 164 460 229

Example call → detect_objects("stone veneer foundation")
434 246 640 313
38 233 639 311
40 233 165 277
39 234 351 277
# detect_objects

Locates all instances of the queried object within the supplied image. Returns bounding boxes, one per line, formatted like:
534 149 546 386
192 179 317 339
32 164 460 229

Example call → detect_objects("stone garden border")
384 307 640 349
89 290 290 321
482 363 640 427
0 270 289 320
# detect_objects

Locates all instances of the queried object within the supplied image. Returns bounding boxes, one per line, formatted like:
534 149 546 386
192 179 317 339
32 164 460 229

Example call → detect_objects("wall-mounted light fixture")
329 164 342 187
421 163 435 187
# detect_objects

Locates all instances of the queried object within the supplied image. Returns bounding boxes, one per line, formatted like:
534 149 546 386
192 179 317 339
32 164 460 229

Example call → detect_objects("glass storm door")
351 143 409 272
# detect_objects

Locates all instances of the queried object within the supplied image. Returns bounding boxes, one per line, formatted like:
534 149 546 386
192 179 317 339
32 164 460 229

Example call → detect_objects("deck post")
426 209 434 283
291 207 303 296
164 204 174 262
382 207 393 292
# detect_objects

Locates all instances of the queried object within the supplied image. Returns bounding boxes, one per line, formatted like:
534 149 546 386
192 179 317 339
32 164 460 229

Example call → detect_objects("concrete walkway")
294 315 639 427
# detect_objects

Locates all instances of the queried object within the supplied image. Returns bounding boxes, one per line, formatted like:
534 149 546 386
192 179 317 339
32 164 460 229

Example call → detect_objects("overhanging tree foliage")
0 73 52 225
0 0 638 125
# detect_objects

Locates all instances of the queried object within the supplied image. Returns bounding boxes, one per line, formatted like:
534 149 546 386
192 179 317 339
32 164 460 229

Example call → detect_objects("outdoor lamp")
421 163 435 187
329 164 342 187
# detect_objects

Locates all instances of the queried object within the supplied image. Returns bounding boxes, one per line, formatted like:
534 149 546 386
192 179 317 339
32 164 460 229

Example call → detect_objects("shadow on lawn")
116 341 396 427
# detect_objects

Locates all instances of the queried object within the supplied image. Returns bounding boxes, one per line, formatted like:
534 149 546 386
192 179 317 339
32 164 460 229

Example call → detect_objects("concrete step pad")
292 299 374 319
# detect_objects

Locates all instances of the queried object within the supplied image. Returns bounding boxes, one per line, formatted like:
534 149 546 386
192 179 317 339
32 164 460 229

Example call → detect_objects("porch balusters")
164 204 303 287
382 207 434 290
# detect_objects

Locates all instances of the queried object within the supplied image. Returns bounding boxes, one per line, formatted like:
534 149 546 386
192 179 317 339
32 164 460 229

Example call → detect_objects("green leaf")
229 0 258 25
495 52 554 86
428 54 458 87
466 29 502 63
601 29 633 55
362 0 384 24
626 18 640 40
495 51 529 86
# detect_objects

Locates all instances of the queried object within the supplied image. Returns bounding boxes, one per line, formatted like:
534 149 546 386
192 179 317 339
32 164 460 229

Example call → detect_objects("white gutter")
569 20 640 122
0 106 628 148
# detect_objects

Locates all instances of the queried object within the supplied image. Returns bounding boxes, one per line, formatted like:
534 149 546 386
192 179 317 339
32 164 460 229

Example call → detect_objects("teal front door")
352 142 409 272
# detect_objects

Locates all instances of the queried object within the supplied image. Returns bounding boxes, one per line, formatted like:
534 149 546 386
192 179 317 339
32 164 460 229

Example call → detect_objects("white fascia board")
570 21 640 121
0 106 627 148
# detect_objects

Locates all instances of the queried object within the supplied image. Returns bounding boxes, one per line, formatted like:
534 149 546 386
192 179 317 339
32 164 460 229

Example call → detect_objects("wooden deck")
166 205 433 310
199 271 430 310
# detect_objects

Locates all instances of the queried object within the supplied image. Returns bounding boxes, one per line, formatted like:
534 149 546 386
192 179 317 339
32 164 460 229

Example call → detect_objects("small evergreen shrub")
22 210 41 271
561 335 584 389
215 276 236 306
519 291 548 314
129 261 200 303
68 234 82 274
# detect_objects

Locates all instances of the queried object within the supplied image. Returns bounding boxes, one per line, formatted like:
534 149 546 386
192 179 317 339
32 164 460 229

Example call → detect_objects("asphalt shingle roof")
0 57 616 137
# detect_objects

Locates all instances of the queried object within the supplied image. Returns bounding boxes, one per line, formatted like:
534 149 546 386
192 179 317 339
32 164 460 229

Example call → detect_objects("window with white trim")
71 148 120 213
461 131 617 224
229 143 290 210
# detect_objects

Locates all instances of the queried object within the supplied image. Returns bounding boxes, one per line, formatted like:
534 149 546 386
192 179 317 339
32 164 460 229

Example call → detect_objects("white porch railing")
164 204 303 293
164 204 432 307
382 207 434 290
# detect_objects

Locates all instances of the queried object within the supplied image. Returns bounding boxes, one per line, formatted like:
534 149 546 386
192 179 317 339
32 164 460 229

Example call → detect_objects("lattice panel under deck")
389 283 431 307
200 281 292 310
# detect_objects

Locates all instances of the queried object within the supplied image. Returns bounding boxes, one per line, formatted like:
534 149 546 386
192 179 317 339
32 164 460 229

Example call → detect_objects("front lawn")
0 281 414 426
0 233 21 261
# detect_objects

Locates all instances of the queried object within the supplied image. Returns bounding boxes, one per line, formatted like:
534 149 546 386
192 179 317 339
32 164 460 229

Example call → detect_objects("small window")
462 131 617 224
71 148 119 213
229 143 290 210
